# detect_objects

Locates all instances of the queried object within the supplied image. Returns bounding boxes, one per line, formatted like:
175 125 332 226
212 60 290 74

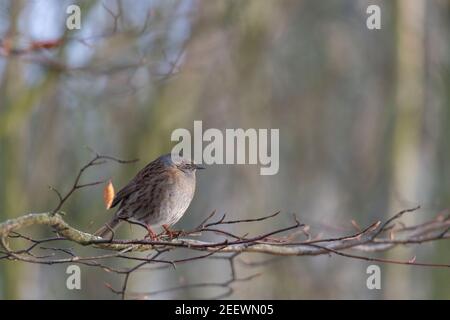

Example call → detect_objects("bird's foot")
144 226 158 241
161 224 182 239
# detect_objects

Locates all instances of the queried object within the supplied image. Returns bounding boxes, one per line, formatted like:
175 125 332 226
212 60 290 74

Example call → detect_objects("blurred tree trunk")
0 0 21 300
431 0 450 299
386 0 426 299
0 0 57 299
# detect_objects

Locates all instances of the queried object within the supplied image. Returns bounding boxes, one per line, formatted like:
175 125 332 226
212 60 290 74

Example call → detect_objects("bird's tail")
93 217 122 238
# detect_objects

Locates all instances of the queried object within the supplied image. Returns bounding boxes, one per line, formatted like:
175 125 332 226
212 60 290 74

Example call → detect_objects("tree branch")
1 207 448 259
1 153 449 299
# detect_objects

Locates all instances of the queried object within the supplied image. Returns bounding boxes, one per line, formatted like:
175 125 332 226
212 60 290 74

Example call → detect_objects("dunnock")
94 153 204 239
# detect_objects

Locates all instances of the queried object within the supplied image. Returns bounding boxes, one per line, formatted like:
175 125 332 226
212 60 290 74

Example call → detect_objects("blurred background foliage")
0 0 449 299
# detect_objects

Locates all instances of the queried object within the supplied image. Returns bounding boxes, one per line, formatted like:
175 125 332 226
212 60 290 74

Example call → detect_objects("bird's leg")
144 225 158 241
162 224 181 239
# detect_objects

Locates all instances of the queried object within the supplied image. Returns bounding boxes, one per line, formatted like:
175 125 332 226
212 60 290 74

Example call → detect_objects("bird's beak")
194 164 205 170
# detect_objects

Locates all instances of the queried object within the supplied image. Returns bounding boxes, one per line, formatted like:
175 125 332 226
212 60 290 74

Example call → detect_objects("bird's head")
160 153 205 174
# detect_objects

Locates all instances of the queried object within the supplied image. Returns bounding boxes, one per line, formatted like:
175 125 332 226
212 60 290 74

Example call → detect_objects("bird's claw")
144 227 158 241
162 224 182 239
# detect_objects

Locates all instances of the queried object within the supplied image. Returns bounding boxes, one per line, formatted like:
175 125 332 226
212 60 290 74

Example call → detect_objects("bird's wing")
110 179 140 208
110 158 166 209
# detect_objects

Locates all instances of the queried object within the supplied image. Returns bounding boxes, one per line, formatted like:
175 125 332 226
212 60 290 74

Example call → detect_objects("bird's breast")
155 170 196 225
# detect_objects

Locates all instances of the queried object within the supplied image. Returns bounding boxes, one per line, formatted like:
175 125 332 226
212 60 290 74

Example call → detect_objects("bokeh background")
0 0 449 299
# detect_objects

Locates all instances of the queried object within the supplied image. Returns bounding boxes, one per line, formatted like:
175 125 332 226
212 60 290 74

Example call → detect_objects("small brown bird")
94 153 204 239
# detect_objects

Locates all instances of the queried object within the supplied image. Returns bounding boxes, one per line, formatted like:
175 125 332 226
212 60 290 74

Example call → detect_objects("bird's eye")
177 163 190 171
186 164 198 171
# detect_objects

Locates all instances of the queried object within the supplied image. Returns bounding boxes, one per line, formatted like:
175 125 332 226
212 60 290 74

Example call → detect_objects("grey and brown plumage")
94 153 203 239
